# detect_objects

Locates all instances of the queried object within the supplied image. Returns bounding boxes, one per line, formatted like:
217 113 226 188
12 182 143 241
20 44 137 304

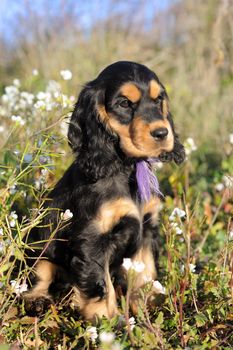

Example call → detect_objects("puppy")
24 61 185 320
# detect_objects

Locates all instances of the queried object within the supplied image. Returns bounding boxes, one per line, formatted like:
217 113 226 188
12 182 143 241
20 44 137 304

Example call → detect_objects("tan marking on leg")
95 198 140 234
124 246 157 314
24 260 56 299
72 267 118 321
142 196 161 226
120 82 141 103
149 80 161 99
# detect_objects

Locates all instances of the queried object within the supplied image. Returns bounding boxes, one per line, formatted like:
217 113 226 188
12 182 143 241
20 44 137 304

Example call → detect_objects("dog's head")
68 61 185 164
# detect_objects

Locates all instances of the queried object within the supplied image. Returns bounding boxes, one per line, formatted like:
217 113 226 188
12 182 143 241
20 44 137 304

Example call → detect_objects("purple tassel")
136 159 163 202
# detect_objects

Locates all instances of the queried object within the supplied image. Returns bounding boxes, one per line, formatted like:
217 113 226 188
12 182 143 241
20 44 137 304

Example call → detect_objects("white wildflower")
154 161 163 170
132 261 145 273
86 326 98 342
122 258 133 271
0 228 3 236
169 208 186 221
46 80 61 93
60 70 72 80
9 183 17 195
11 115 25 125
0 126 4 133
35 179 42 190
181 263 196 273
175 227 183 235
229 134 233 144
152 280 166 294
10 220 16 227
10 211 18 220
10 280 28 296
41 169 49 177
215 183 224 192
129 316 136 330
223 175 233 189
61 209 73 220
189 264 196 272
184 137 197 156
229 230 233 240
99 331 115 344
9 211 18 228
170 222 183 235
122 258 145 273
2 94 9 103
20 91 34 105
32 69 39 76
13 79 20 87
37 92 49 100
34 100 46 109
0 242 5 253
5 86 18 95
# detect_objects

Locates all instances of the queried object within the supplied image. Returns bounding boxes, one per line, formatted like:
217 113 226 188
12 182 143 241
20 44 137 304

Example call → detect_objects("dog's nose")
150 127 168 140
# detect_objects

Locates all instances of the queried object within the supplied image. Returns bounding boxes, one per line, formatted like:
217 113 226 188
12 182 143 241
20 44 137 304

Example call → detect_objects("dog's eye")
119 99 131 108
155 95 163 103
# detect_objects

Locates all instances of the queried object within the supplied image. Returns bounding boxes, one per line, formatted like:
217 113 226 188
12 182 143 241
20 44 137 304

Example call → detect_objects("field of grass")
0 71 232 350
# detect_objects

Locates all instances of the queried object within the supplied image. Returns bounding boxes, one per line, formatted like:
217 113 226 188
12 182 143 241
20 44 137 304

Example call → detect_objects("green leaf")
195 313 208 327
155 312 164 326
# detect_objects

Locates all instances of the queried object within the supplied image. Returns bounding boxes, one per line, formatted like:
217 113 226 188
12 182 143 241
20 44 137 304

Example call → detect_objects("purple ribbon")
136 159 163 202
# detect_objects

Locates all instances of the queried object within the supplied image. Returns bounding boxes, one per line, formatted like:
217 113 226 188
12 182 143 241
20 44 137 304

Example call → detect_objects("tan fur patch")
72 266 118 321
120 82 141 103
95 198 140 234
142 196 161 226
162 99 169 117
24 260 56 299
125 246 157 314
149 80 161 99
130 117 159 155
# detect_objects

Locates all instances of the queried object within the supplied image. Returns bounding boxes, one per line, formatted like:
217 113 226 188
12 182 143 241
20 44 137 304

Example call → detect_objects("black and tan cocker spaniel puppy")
24 61 185 321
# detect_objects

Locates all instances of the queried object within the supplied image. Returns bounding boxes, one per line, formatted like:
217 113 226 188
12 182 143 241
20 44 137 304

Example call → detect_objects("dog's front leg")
70 197 141 321
126 196 161 314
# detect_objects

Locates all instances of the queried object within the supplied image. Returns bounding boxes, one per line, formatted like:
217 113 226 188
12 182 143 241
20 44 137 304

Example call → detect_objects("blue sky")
0 0 173 42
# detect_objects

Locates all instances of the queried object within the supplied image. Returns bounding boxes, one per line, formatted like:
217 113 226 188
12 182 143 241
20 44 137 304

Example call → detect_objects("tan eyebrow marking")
120 83 141 103
149 80 161 99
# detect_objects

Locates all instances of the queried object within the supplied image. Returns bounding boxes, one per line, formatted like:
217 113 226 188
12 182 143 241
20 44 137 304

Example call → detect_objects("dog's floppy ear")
68 81 106 154
68 88 86 154
159 112 186 164
67 83 97 153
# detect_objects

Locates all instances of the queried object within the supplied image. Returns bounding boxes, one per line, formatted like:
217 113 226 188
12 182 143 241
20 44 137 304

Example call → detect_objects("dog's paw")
24 296 53 316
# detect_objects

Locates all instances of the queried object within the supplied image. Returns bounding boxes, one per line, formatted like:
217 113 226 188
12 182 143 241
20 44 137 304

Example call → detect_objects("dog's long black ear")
68 88 86 154
68 83 98 154
68 79 106 155
159 112 186 164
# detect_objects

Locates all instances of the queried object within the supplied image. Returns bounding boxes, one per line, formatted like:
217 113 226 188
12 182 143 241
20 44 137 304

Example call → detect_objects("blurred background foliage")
0 0 232 145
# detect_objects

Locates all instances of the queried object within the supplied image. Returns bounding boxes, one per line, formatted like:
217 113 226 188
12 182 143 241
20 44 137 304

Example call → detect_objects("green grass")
0 79 232 350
